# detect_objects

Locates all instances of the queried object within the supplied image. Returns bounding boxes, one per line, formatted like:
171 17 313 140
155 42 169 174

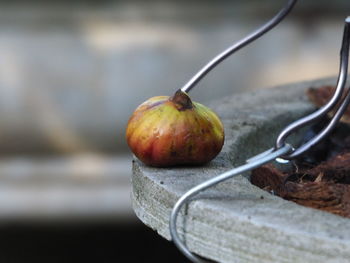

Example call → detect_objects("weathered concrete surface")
132 77 350 263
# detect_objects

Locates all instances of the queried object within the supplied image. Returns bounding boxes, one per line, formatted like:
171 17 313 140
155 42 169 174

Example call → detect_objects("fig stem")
170 90 193 111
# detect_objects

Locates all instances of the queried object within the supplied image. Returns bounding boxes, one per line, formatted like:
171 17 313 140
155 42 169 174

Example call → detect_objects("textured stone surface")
132 78 350 263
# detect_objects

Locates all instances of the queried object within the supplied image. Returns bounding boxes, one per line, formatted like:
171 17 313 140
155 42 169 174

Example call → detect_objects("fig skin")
126 90 224 167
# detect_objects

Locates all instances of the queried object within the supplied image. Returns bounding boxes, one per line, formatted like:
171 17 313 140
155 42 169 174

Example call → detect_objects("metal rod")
170 2 299 261
169 144 293 263
180 0 298 94
276 17 350 159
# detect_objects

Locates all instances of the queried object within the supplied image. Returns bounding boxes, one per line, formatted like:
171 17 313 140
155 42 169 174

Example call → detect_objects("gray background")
0 1 349 262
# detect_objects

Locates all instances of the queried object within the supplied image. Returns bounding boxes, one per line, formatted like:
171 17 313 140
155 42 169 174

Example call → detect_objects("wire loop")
275 17 350 159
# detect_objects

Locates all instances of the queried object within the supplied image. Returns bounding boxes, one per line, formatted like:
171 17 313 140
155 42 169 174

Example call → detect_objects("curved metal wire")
180 0 298 94
170 1 298 261
275 17 350 159
169 17 350 263
169 144 293 263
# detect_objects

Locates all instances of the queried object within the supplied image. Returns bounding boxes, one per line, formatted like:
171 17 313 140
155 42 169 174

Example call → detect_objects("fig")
126 90 224 167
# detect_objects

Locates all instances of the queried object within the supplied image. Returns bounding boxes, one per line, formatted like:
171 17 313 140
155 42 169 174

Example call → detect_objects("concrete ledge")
132 78 350 263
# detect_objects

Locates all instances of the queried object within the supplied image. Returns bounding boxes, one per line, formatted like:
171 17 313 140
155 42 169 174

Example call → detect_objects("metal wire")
170 18 350 262
169 144 293 263
170 1 298 262
275 17 350 159
170 2 350 262
180 0 298 94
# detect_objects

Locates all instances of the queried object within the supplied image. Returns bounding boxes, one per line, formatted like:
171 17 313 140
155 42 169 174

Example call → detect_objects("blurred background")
0 0 349 262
